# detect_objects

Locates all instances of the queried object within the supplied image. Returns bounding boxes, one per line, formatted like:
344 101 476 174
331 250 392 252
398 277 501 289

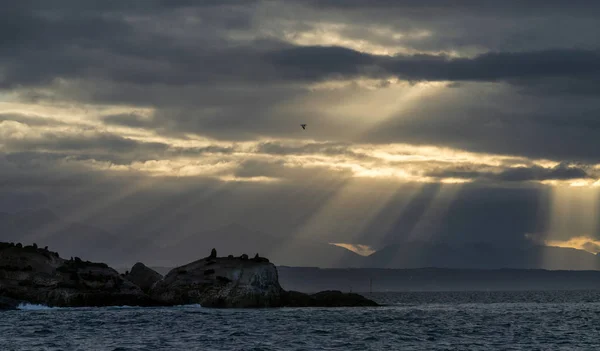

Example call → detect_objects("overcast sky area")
1 0 600 266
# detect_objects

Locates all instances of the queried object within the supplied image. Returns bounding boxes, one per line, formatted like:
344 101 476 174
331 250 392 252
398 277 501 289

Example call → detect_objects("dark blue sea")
3 290 600 350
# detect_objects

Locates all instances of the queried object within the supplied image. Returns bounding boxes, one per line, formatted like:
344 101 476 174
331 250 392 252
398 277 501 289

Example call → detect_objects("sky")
1 0 600 266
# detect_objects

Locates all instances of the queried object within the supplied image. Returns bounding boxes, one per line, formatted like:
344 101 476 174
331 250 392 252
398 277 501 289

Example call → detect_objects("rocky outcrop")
150 255 284 308
125 263 163 293
0 242 158 307
0 242 378 308
149 252 378 308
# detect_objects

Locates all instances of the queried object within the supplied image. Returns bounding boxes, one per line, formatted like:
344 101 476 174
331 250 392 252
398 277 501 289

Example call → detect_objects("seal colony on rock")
0 242 158 309
0 243 378 309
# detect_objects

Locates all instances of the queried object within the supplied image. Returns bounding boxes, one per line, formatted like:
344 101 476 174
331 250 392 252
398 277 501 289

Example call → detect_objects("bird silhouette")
301 124 307 130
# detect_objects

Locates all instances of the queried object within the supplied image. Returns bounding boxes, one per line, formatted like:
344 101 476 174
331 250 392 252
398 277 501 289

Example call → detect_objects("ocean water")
3 291 600 350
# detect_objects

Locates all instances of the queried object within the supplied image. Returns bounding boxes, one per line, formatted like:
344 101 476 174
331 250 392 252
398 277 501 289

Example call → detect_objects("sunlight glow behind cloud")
545 236 600 254
330 243 376 256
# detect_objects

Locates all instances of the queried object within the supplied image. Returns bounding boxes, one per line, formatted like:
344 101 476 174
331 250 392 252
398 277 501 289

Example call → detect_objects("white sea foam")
17 303 58 310
14 303 203 310
175 304 203 308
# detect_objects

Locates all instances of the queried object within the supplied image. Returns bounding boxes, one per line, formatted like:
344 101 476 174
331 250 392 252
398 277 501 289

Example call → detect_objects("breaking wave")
16 303 58 310
14 303 203 311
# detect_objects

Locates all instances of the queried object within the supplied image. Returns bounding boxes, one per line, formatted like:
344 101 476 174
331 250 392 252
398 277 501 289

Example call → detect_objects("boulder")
125 262 163 293
150 255 284 308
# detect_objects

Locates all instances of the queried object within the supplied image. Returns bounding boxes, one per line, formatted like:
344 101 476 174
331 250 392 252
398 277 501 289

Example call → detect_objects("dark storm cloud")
1 0 599 164
363 83 600 163
233 159 354 181
2 130 237 165
0 0 269 88
2 0 598 90
426 164 592 183
255 141 372 160
0 113 69 127
5 131 168 154
264 46 379 80
0 152 109 190
102 113 153 129
265 47 600 83
493 164 590 182
295 0 600 14
280 0 600 54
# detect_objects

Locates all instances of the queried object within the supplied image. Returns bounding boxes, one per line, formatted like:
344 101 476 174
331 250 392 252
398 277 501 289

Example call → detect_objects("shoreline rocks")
0 242 379 309
125 263 163 294
0 242 160 308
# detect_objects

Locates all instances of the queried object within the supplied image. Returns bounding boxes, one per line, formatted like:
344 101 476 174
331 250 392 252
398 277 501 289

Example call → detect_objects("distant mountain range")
362 241 600 270
276 267 600 293
1 209 600 271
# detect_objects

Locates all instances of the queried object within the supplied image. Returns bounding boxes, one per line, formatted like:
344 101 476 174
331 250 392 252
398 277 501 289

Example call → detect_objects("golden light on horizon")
538 184 600 267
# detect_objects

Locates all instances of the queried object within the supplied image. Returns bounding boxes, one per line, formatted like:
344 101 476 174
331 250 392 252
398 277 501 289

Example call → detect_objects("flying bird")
301 124 307 130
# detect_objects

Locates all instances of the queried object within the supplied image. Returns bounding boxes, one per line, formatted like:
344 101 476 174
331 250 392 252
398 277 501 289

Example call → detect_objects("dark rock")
216 276 232 283
0 296 20 310
209 248 217 259
227 255 234 259
281 290 314 307
0 242 378 309
150 256 284 308
125 263 163 294
0 243 159 308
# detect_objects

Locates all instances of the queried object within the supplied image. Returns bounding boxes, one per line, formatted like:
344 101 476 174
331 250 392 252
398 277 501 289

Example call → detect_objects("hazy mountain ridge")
0 210 363 268
365 241 600 270
2 209 600 270
0 209 127 263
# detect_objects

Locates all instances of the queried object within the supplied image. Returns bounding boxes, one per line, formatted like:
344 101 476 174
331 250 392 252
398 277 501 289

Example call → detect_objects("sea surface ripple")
3 290 600 350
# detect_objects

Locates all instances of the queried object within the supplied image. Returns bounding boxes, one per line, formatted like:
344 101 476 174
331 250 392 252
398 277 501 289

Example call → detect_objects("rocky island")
0 243 378 309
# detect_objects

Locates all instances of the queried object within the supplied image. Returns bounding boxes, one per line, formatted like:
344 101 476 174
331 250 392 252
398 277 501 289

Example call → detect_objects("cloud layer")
1 0 600 265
